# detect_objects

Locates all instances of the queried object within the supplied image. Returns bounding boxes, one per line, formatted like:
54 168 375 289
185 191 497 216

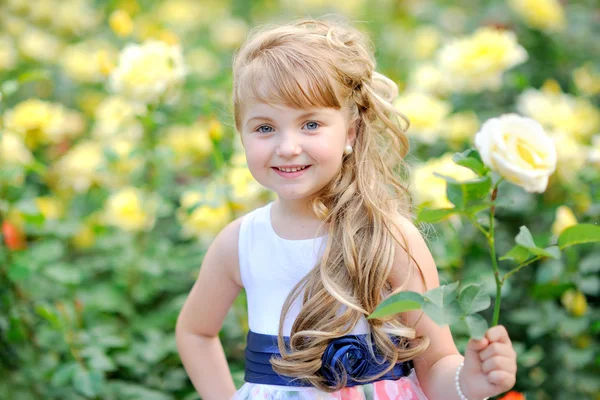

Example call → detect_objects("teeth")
277 166 307 172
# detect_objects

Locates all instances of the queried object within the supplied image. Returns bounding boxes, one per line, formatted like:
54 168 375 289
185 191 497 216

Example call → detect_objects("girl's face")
240 102 355 202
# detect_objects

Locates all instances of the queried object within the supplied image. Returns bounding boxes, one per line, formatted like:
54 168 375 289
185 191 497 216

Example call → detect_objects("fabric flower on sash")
319 336 388 385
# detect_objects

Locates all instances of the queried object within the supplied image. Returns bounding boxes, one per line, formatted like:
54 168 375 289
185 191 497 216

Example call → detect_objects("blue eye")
256 125 274 134
304 121 320 130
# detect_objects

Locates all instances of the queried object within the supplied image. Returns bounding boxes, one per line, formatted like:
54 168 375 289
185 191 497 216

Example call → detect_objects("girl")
175 18 517 400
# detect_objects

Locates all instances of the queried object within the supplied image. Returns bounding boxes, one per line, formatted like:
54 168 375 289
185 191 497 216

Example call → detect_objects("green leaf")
422 282 462 326
423 281 459 308
51 362 78 387
465 314 488 339
29 239 65 264
368 291 424 319
73 366 104 397
452 149 488 176
499 245 531 263
514 226 560 258
558 224 600 249
44 263 83 285
416 207 458 223
440 175 492 210
7 260 32 282
458 284 491 314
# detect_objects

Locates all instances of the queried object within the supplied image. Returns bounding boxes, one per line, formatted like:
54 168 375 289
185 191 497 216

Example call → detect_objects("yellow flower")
475 114 556 193
186 47 221 80
61 40 118 83
508 0 565 32
102 139 143 185
0 34 18 71
95 49 117 76
517 88 600 140
561 289 587 317
109 40 187 105
18 27 64 64
72 224 96 249
103 187 157 232
160 122 213 168
551 132 587 181
177 190 231 241
573 63 600 97
393 92 451 143
210 17 248 50
551 206 577 237
4 99 86 148
437 27 528 93
411 153 477 208
109 10 133 37
0 130 33 165
226 166 264 212
52 141 104 192
441 111 480 143
154 0 208 32
412 26 441 60
408 63 449 95
589 135 600 165
51 0 102 35
91 96 146 142
34 196 64 221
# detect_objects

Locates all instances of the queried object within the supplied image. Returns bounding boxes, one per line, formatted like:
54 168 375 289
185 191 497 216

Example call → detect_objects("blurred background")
0 0 598 399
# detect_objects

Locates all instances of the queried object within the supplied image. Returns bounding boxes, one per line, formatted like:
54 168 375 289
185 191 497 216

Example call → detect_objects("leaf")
458 284 491 314
73 366 104 397
368 291 424 319
514 226 560 258
51 362 78 387
7 260 32 282
44 263 82 285
442 175 492 210
452 149 488 176
465 314 488 339
422 282 462 326
423 282 459 308
499 245 531 263
416 207 458 223
558 224 600 249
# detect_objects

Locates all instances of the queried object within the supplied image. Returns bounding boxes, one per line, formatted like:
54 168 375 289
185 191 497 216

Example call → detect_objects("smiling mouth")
273 165 310 173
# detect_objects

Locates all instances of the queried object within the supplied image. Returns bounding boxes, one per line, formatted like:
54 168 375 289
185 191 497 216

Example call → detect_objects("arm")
389 216 517 400
175 217 244 400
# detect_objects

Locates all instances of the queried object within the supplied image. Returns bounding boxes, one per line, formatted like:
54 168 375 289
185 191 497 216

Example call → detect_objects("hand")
461 325 517 400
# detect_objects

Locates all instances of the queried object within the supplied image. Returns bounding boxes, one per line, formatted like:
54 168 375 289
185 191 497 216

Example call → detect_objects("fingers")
486 325 512 345
466 336 489 353
481 355 517 375
487 370 516 390
479 341 517 361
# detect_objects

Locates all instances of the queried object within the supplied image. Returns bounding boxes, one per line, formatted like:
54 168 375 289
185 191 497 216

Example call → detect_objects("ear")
346 118 358 147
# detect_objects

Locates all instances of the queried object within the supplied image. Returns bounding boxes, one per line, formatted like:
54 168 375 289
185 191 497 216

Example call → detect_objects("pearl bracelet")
455 361 489 400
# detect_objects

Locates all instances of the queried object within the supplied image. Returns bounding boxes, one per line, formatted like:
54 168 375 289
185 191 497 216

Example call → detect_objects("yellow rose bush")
0 0 599 399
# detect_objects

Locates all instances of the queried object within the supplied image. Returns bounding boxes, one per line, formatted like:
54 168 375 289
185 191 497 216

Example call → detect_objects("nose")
275 131 302 158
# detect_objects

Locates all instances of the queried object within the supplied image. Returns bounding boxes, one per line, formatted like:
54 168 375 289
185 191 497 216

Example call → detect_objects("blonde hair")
232 18 429 391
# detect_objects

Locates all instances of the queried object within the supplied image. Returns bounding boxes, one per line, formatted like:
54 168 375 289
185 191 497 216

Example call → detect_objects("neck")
274 197 319 221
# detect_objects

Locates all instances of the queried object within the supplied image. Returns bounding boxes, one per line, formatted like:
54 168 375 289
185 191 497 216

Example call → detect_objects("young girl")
175 19 517 400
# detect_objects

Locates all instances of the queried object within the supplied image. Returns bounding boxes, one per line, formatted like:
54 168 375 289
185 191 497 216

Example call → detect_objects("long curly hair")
231 18 430 391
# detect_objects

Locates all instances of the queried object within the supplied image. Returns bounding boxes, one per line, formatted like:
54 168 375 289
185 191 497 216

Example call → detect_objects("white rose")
474 113 556 193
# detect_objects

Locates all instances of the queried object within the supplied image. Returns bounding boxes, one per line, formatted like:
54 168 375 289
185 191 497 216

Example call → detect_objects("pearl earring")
344 145 353 155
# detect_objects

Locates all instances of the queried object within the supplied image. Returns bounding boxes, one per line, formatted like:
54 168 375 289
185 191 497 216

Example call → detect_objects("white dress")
232 202 428 400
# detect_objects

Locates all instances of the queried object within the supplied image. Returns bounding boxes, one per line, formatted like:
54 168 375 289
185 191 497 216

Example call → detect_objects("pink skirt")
231 369 428 400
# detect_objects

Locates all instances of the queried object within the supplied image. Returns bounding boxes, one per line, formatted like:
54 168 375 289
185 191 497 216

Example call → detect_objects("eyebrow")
245 111 326 126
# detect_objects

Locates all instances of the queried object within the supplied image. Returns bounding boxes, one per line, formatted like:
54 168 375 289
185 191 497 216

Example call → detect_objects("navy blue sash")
244 331 413 387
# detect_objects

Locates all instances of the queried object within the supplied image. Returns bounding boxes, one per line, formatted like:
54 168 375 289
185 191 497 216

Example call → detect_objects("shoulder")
388 213 438 294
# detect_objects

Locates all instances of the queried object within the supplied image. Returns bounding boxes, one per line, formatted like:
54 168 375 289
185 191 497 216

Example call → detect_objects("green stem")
488 180 503 326
503 255 543 281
